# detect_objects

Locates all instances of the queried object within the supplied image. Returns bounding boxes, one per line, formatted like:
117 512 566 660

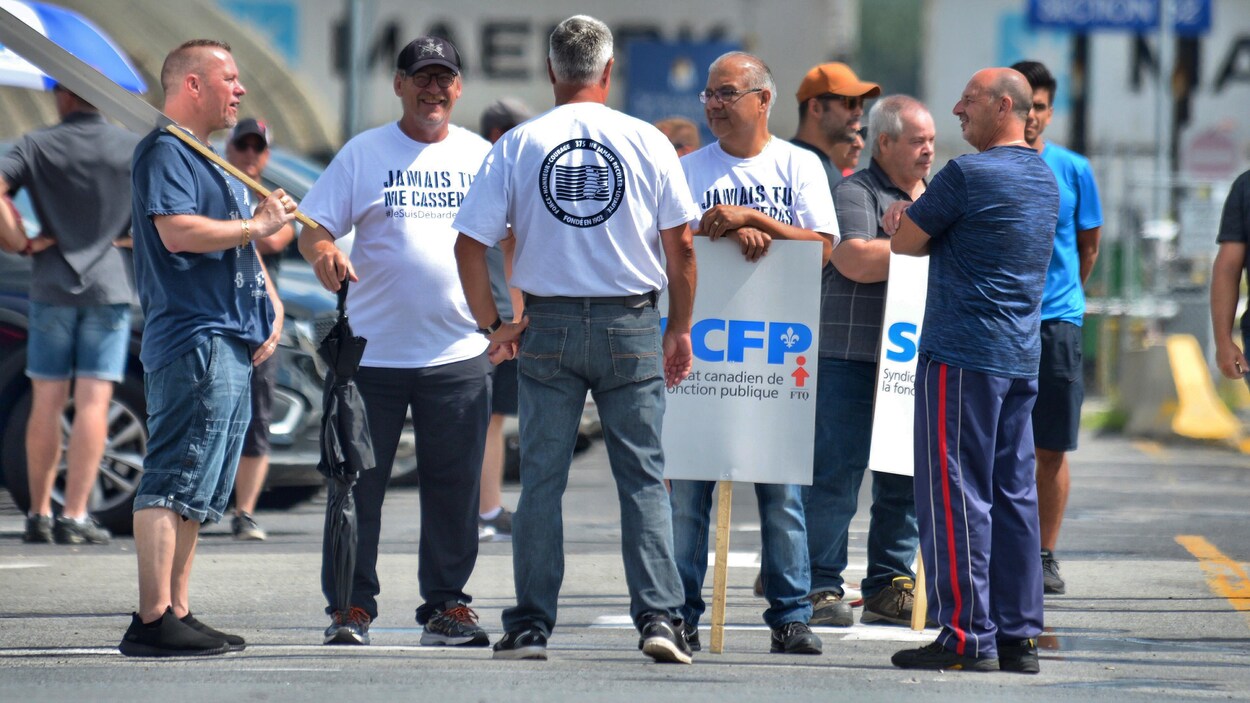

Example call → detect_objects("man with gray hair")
805 95 934 629
670 50 836 656
454 15 699 664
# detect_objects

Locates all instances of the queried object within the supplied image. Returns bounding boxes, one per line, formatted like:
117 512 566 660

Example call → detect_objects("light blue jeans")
670 479 812 628
805 357 918 598
501 299 684 636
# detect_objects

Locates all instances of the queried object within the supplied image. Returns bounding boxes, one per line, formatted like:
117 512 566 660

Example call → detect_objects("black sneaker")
119 607 230 657
638 612 693 664
420 601 489 646
753 571 764 598
180 613 246 652
998 637 1040 674
680 620 701 652
808 590 854 626
492 627 548 660
892 641 998 671
1041 549 1066 595
862 576 924 626
770 621 823 655
22 514 53 543
478 507 513 542
324 607 371 645
53 515 111 545
231 513 266 541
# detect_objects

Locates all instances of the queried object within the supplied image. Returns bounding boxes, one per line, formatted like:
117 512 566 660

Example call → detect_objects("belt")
523 291 658 309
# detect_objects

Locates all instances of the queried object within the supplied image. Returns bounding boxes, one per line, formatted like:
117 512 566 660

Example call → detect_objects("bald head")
160 39 232 96
977 68 1031 123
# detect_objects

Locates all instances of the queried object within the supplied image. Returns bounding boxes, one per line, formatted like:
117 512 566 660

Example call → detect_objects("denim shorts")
26 302 131 382
134 335 253 524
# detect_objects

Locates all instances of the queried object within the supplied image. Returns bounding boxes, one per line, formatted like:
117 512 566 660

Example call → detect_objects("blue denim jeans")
501 299 684 636
26 302 131 381
805 357 918 598
670 479 812 628
134 335 252 524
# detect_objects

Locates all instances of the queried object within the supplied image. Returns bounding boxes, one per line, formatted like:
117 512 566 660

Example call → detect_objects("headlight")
279 318 315 349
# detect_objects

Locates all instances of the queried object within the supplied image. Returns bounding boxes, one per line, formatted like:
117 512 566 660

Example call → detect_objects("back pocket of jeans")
519 327 566 382
608 326 660 383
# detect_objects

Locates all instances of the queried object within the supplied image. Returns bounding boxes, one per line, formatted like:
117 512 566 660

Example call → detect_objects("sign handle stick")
910 554 927 631
709 480 733 653
162 125 320 230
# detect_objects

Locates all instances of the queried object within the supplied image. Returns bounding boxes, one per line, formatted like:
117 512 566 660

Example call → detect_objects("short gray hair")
549 15 613 85
708 51 776 119
868 95 928 158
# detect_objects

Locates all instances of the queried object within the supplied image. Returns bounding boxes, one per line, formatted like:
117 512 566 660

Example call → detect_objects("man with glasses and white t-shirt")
670 51 837 657
298 35 493 650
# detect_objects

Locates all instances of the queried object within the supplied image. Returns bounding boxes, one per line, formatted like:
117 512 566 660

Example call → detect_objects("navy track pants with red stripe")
913 354 1044 659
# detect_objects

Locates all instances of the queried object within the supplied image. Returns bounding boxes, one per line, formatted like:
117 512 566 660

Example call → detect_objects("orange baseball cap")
796 62 882 103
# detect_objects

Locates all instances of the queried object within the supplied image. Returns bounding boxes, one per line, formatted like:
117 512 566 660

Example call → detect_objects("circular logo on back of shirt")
539 138 626 228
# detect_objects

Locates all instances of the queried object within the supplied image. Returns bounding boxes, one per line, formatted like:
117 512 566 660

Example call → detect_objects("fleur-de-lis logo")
780 326 800 348
419 39 444 58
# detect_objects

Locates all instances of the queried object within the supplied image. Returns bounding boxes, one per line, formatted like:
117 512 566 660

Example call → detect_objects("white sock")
480 507 502 521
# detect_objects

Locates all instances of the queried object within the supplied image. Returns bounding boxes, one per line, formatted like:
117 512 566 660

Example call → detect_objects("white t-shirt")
454 102 699 297
301 122 490 368
680 137 840 244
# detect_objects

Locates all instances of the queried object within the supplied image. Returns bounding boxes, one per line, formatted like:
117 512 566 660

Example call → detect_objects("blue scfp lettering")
767 322 811 364
885 322 919 362
685 318 812 364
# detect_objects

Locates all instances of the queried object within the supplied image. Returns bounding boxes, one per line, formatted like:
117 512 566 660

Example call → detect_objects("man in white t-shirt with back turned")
454 15 699 665
672 50 838 656
298 35 493 650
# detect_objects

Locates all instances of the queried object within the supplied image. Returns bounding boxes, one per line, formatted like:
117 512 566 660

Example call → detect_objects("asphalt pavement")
2 429 1249 702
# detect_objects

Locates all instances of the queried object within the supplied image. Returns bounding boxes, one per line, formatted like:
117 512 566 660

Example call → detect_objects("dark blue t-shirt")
131 129 272 372
906 146 1058 379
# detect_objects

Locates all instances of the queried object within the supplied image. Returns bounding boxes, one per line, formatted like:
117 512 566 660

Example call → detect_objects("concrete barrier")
1120 334 1241 441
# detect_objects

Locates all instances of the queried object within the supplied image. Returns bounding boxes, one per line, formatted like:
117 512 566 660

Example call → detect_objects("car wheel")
1 378 147 535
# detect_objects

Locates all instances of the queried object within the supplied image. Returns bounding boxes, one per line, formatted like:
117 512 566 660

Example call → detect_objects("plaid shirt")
819 158 917 362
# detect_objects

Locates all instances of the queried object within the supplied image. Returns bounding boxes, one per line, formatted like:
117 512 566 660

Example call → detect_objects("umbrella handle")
337 277 349 318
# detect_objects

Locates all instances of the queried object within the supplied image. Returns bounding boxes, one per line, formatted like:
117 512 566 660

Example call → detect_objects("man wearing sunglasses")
792 62 881 192
224 118 296 543
299 36 493 649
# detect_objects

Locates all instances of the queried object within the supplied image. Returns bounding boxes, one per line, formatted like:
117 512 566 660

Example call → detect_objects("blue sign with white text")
624 39 740 147
1027 0 1210 36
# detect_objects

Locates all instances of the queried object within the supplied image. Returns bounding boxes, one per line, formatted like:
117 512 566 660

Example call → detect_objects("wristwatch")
477 316 502 336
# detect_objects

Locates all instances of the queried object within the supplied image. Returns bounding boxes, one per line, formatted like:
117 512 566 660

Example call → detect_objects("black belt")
524 291 658 309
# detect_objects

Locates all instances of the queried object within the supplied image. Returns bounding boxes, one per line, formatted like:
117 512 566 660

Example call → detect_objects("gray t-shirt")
820 159 915 362
0 112 139 306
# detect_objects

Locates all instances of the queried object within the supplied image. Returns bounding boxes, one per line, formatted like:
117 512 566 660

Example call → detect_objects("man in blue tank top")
885 67 1058 674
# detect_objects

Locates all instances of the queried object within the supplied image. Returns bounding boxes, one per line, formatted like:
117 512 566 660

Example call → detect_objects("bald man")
885 68 1058 674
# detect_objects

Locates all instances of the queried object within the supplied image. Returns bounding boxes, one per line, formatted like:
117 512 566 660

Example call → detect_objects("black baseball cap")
230 118 270 147
397 36 462 75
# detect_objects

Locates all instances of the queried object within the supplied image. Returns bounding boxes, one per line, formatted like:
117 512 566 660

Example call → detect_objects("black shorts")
241 352 277 457
1032 320 1084 452
491 358 518 417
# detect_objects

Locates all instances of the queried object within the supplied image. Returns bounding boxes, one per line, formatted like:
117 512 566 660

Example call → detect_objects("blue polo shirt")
131 129 272 372
1039 142 1102 325
906 146 1058 379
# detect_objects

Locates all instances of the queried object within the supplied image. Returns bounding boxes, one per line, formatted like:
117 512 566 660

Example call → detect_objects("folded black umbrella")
316 279 374 614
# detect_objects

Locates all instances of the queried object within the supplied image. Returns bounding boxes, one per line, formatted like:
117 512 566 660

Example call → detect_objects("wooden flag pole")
709 480 734 653
910 555 928 631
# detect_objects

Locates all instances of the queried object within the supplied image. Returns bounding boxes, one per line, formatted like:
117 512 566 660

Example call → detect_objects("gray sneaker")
53 516 111 545
22 514 53 543
1041 549 1066 595
231 513 267 541
808 590 853 627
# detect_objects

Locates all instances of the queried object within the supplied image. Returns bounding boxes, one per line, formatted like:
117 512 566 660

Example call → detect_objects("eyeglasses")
699 87 763 105
817 94 866 110
410 72 457 88
231 139 266 154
